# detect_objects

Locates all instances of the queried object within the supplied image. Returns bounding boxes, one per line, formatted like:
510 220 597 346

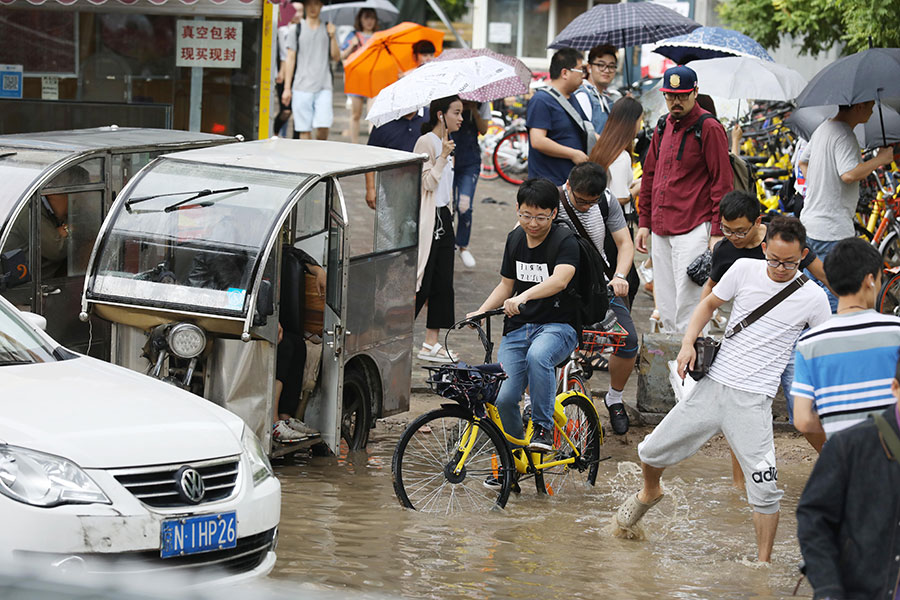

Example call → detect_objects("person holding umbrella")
340 7 379 144
413 95 465 363
797 101 894 311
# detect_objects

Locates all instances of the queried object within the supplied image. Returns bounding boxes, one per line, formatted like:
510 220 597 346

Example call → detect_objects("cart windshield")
90 159 314 317
0 148 70 227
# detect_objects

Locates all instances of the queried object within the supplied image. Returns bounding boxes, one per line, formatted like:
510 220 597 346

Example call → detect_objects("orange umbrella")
343 22 444 98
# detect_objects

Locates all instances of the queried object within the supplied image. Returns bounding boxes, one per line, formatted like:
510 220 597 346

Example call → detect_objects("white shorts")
637 376 783 514
291 89 333 131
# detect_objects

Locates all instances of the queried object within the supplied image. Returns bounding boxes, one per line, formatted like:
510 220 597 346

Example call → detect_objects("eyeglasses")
663 91 693 101
591 61 618 72
517 212 553 224
571 193 601 207
566 66 587 76
765 258 801 270
721 223 752 239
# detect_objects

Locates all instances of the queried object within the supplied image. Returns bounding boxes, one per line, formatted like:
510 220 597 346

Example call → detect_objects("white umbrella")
320 0 399 28
685 56 808 102
366 56 517 127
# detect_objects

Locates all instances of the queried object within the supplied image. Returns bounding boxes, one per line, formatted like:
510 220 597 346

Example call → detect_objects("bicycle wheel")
535 392 601 496
877 272 900 316
879 231 900 268
392 405 514 513
493 130 528 185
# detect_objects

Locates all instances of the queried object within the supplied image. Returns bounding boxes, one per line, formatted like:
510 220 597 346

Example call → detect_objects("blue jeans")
805 237 839 312
495 322 578 440
453 164 480 248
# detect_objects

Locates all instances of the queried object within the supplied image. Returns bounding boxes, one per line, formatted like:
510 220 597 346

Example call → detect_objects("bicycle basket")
424 362 506 418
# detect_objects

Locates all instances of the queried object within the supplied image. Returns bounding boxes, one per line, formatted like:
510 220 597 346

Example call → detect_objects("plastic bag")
668 360 697 403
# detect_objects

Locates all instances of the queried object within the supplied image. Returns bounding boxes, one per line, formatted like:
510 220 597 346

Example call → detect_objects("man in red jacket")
635 66 733 333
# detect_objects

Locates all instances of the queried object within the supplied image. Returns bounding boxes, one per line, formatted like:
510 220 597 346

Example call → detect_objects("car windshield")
0 302 55 365
0 147 70 228
90 159 313 317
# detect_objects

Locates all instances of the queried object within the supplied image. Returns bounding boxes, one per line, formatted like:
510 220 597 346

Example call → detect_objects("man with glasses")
703 191 828 487
557 162 637 434
469 178 580 454
616 215 830 563
527 48 594 186
635 65 732 333
574 44 621 135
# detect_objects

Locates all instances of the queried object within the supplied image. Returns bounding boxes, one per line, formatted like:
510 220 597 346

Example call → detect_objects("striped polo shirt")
793 310 900 437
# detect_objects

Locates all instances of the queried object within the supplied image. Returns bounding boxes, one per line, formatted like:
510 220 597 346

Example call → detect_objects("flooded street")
271 430 816 599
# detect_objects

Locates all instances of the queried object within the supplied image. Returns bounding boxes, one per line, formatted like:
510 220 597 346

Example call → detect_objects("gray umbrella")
548 2 700 50
795 48 900 147
786 103 900 149
320 0 399 29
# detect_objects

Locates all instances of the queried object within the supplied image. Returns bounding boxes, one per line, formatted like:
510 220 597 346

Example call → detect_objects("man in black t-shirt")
703 191 827 300
469 178 580 454
703 190 829 489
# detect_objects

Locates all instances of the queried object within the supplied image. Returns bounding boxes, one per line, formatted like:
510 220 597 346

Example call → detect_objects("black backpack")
543 223 609 334
653 113 756 195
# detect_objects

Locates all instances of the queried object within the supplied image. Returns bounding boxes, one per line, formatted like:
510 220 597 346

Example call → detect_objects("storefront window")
486 0 550 59
0 10 260 138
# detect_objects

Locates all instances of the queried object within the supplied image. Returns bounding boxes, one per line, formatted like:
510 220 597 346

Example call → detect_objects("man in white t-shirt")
614 216 830 563
798 102 894 310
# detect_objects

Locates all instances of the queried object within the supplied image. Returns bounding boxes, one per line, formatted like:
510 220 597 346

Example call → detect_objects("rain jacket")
797 406 900 600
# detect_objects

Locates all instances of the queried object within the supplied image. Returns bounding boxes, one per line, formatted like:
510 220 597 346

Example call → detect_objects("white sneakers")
459 248 476 268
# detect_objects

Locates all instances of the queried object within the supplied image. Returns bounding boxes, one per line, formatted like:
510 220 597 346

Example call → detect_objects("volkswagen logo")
175 466 206 504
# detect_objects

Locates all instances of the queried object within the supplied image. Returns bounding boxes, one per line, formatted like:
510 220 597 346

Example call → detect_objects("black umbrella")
548 2 700 50
786 103 900 149
795 48 900 147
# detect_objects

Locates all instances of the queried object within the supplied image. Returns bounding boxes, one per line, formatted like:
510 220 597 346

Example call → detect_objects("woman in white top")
413 95 465 362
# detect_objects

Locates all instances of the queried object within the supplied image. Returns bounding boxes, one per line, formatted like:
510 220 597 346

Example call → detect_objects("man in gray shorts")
614 216 831 563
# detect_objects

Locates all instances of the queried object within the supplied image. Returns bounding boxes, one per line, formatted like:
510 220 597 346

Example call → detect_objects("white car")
0 295 280 582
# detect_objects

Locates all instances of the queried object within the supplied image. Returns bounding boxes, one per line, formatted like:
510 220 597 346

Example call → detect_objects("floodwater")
270 432 816 600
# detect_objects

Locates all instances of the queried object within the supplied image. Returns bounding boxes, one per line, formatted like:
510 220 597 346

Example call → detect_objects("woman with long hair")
590 96 643 208
340 7 378 143
413 95 465 362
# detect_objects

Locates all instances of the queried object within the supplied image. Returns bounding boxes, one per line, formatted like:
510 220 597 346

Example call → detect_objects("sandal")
590 354 609 371
417 342 458 363
649 310 662 333
615 492 664 529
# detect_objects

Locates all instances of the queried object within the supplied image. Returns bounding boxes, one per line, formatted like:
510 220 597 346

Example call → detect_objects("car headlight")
0 445 110 507
241 427 273 486
167 323 206 359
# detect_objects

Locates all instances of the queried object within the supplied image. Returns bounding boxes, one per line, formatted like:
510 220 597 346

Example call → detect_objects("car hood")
0 357 246 469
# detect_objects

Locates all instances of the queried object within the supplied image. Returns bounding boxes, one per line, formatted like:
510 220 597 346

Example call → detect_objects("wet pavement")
268 85 818 599
271 436 815 599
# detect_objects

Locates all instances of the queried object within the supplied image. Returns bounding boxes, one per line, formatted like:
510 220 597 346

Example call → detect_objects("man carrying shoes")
635 65 732 333
615 216 830 563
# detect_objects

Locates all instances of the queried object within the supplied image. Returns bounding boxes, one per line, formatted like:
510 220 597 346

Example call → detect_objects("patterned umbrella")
366 56 518 127
433 48 531 102
651 27 774 63
549 2 700 50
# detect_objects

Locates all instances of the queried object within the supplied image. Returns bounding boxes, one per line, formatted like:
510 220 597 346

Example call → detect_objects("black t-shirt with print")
500 224 580 335
710 237 816 283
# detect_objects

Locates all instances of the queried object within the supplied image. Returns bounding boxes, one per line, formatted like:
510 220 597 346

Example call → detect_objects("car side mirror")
254 279 274 325
20 311 47 331
0 248 31 290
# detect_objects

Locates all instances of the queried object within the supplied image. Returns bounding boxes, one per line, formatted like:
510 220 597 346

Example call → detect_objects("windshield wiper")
124 187 248 211
0 359 34 366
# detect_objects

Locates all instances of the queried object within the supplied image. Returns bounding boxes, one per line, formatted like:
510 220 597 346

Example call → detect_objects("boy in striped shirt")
793 237 900 438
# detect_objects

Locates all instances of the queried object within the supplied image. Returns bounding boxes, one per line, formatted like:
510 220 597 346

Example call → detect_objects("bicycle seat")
756 167 789 179
474 363 504 375
744 156 769 164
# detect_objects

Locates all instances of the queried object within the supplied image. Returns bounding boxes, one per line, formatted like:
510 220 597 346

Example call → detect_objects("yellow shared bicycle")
391 309 614 513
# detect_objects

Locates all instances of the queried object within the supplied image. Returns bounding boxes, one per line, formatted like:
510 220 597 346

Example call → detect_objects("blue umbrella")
651 27 774 63
548 2 700 51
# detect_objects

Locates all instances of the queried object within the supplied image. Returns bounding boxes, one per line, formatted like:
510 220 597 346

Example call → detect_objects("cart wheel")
341 368 371 451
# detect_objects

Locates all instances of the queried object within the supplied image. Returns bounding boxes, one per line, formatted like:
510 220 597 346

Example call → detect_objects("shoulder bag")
688 274 809 381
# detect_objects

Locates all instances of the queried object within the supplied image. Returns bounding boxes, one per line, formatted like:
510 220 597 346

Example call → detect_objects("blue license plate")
160 512 237 558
